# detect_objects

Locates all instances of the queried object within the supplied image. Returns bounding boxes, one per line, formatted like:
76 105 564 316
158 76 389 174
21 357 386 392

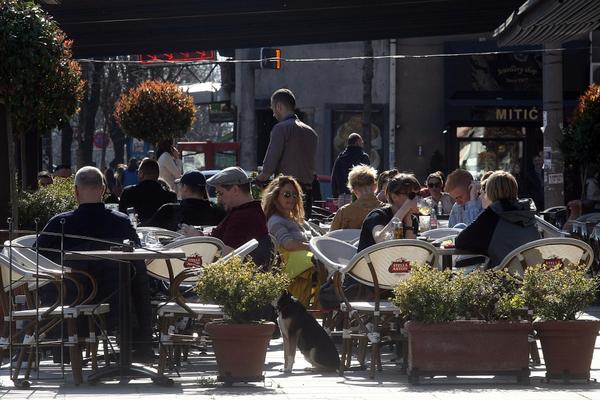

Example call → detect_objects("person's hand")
172 146 180 159
395 197 418 219
469 181 481 202
179 223 202 237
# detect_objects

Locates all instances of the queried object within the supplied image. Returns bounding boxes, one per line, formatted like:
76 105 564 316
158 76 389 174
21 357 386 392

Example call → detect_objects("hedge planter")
405 320 532 384
534 320 600 381
206 321 275 384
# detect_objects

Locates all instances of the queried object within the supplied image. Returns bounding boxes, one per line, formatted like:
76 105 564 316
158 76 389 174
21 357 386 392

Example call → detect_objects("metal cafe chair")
324 229 362 244
334 239 437 378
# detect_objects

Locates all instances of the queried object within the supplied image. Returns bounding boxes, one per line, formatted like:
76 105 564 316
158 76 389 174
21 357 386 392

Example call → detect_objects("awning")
494 0 600 46
38 0 523 58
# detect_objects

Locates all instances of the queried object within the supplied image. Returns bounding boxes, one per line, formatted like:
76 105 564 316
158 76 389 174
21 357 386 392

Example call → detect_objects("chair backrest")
494 237 594 276
309 236 357 275
306 221 325 236
420 227 462 240
324 229 361 243
341 239 437 290
0 252 35 292
219 239 259 263
145 236 225 283
4 235 69 276
534 215 567 238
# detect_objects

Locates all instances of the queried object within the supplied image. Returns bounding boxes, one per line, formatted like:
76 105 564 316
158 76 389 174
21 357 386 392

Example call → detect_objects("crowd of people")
29 86 591 364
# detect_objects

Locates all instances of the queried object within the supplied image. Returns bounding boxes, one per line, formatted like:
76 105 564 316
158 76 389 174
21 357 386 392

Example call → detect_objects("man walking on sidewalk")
256 88 318 218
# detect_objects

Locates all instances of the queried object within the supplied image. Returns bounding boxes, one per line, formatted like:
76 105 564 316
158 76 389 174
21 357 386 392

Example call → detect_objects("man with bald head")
37 166 154 361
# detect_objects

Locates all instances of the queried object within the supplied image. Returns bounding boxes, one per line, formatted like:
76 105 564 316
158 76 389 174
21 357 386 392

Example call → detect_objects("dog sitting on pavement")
274 291 340 373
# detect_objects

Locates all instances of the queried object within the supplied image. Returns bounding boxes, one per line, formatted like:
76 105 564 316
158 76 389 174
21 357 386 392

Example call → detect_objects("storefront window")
457 126 524 180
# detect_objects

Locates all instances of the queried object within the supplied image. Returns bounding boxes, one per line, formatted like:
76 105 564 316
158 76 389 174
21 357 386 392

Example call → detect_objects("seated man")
37 166 153 359
201 167 271 266
445 169 483 228
145 170 226 231
455 171 541 267
330 164 383 230
119 158 177 224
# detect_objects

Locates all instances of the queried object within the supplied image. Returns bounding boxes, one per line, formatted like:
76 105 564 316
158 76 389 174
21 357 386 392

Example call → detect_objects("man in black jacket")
331 133 370 207
145 170 226 231
119 158 177 224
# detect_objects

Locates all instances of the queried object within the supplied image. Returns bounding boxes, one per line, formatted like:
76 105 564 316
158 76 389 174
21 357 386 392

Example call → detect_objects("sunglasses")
427 182 442 188
282 191 299 199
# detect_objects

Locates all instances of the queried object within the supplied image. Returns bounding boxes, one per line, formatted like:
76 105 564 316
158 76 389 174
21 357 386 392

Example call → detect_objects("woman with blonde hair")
455 171 540 267
330 164 383 230
262 175 314 305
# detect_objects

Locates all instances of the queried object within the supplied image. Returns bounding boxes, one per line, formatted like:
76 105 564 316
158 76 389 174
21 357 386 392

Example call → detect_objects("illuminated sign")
139 51 216 64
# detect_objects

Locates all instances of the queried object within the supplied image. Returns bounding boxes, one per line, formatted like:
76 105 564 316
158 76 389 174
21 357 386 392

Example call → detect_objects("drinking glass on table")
417 198 432 216
143 231 161 249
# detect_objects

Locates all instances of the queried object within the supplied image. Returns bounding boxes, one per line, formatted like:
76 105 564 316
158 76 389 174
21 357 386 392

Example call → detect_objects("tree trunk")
77 61 103 167
61 123 73 167
362 40 374 159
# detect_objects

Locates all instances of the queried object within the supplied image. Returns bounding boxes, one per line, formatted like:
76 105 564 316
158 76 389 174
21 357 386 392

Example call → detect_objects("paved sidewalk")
0 310 600 399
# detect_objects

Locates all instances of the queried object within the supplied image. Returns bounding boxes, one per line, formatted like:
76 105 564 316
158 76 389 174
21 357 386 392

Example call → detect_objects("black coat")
331 146 370 197
145 198 226 231
118 180 177 224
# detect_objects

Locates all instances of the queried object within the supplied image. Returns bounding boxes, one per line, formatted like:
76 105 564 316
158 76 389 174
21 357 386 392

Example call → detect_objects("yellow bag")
279 248 313 279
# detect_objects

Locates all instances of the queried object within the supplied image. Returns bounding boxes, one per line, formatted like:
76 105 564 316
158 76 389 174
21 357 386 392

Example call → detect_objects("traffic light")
260 47 282 70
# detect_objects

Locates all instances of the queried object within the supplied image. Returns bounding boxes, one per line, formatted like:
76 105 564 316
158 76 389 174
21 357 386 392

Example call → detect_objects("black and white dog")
274 291 340 373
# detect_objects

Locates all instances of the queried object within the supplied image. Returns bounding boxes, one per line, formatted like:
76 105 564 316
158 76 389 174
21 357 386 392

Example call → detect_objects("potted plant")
195 256 289 384
522 264 600 381
393 266 532 384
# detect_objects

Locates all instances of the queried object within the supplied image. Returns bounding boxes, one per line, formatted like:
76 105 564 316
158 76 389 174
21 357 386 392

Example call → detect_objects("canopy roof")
494 0 600 46
39 0 524 58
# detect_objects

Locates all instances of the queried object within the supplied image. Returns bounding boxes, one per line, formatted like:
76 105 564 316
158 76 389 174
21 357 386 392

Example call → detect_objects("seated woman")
455 171 541 267
424 171 455 215
262 175 314 306
330 165 383 231
357 173 420 252
375 169 398 203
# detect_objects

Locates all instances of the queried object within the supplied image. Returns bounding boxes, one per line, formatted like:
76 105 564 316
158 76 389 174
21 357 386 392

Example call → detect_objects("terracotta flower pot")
405 320 532 384
534 320 600 381
205 321 275 383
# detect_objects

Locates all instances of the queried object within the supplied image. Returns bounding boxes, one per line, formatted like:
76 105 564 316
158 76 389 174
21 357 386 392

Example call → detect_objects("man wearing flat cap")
204 167 269 254
145 170 226 231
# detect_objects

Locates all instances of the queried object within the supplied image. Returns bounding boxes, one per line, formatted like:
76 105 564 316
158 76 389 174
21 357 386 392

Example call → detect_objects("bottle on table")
127 207 138 229
437 200 443 216
429 208 439 230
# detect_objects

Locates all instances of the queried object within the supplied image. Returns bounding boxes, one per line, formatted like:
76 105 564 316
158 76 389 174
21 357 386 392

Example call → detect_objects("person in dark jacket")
118 158 177 224
455 171 541 267
37 166 154 360
145 170 226 231
331 133 370 207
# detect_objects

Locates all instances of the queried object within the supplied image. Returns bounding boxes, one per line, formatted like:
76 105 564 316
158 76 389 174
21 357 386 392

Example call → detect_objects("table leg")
442 255 452 271
87 261 172 386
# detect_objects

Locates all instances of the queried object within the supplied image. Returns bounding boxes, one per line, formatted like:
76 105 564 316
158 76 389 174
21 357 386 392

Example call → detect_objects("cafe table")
435 246 480 270
64 248 185 386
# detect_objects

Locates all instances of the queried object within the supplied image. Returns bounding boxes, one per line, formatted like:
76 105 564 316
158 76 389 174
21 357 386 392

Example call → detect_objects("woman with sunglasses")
424 171 455 215
357 173 421 252
262 175 314 306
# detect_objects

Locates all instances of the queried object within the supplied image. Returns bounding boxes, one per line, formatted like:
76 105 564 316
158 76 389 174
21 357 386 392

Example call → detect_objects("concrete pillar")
235 49 257 170
542 43 564 208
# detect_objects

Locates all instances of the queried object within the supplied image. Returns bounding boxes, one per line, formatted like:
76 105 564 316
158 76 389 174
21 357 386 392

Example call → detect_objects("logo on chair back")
542 256 563 268
389 258 411 273
184 253 203 269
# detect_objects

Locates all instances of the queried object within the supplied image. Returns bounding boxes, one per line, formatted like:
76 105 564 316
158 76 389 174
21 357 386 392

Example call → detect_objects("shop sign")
495 107 539 121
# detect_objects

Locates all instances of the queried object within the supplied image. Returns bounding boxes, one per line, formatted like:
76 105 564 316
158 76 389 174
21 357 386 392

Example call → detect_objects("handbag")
279 248 313 279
